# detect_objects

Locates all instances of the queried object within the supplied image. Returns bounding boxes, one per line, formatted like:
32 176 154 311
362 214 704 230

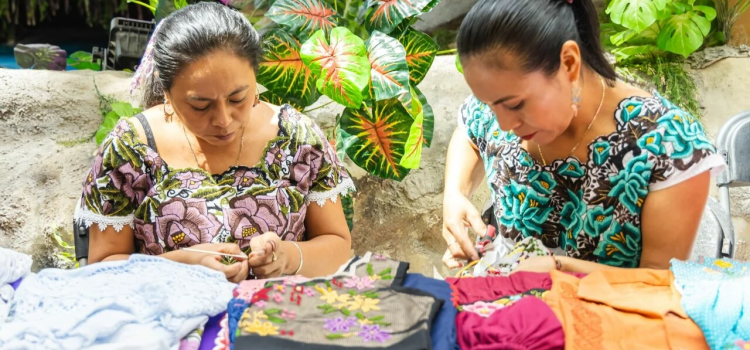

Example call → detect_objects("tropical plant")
0 0 132 41
255 0 442 181
67 51 102 71
715 0 750 43
96 101 142 144
51 226 79 269
127 0 190 21
603 0 718 61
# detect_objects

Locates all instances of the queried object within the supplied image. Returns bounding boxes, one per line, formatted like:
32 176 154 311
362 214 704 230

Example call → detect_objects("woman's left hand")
247 232 287 279
512 256 559 274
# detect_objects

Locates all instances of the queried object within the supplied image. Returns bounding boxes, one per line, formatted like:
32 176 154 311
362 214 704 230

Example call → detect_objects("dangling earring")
163 99 175 122
253 88 260 107
571 84 581 118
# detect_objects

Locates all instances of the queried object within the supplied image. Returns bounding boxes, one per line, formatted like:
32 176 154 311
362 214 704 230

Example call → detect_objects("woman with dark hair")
74 3 354 281
442 0 726 273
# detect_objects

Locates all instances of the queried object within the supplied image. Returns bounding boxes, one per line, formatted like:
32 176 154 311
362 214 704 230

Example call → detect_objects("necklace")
182 126 245 170
537 77 606 166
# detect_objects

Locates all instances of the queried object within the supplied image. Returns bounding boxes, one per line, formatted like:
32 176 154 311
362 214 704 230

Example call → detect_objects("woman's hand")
247 232 287 279
512 256 559 274
442 191 486 269
184 243 250 283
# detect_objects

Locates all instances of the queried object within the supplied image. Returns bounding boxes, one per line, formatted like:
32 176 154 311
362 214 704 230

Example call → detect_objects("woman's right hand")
442 191 486 269
183 243 250 283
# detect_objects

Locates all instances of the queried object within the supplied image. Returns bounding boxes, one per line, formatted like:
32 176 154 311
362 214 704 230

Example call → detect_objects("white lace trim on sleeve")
74 202 134 232
650 153 727 191
306 178 356 207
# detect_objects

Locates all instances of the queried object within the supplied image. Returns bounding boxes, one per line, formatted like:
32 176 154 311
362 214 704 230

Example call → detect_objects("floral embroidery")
324 317 358 332
714 259 733 269
176 171 207 190
274 284 286 293
272 293 284 303
252 288 270 303
462 301 504 318
343 276 374 290
281 309 296 319
346 295 381 313
254 300 267 308
240 309 280 336
736 340 750 350
358 325 392 343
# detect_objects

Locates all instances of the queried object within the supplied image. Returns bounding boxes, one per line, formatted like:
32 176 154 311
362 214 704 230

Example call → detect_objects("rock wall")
1 54 749 274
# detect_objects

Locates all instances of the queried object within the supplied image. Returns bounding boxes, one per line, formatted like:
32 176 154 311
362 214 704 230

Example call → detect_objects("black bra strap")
134 113 158 152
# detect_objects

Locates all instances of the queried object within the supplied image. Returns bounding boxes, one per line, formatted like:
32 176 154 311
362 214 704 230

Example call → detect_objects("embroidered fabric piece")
447 272 563 306
458 92 726 268
74 201 134 232
228 253 440 349
671 257 750 350
543 269 709 350
306 178 356 206
465 237 551 277
0 255 235 350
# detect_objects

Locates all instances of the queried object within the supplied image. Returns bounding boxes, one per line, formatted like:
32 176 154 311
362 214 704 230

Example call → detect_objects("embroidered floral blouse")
459 92 726 267
74 105 356 255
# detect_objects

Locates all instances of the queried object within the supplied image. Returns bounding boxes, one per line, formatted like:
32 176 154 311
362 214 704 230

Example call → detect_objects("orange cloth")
543 269 709 350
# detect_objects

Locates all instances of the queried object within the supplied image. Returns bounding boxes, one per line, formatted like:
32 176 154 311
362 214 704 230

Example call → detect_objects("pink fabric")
456 296 565 350
446 272 587 305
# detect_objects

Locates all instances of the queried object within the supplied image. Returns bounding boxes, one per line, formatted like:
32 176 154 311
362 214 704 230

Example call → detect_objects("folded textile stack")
0 247 32 322
464 237 552 277
0 255 235 350
218 252 458 350
448 268 715 350
671 257 750 350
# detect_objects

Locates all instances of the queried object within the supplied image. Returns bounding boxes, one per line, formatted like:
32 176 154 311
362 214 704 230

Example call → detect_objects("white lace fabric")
306 177 356 207
0 247 32 286
0 255 235 350
74 201 134 232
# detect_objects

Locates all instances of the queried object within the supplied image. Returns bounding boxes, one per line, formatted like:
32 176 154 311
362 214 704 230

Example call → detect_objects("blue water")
0 43 102 70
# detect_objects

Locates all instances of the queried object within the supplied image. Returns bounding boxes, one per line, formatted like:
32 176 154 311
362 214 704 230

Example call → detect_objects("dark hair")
142 2 262 108
457 0 616 81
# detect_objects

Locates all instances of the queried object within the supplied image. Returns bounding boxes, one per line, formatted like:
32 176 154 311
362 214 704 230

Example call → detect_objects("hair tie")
130 20 166 97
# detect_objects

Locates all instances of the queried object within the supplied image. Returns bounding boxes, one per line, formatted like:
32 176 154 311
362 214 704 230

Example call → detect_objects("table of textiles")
1 246 749 350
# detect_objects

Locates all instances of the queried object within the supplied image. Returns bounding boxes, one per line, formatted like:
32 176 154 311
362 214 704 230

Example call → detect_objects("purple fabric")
456 296 564 350
199 312 226 350
11 278 21 290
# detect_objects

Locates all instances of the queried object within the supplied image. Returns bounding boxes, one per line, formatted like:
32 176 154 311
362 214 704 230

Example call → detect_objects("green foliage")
96 102 142 144
255 0 442 181
67 51 102 71
51 226 79 269
604 0 719 61
629 58 702 118
1 0 131 41
93 78 141 145
715 0 750 42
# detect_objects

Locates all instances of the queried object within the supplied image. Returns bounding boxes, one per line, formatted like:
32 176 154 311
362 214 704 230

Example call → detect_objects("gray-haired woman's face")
165 49 259 146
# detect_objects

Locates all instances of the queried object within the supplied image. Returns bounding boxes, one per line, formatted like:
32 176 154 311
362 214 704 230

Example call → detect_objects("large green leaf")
422 0 441 13
259 28 320 108
366 31 410 101
266 0 342 40
259 90 306 111
657 11 712 57
364 0 432 34
339 98 414 180
398 85 433 147
398 28 438 85
611 44 660 62
301 28 370 109
95 111 121 145
606 0 669 32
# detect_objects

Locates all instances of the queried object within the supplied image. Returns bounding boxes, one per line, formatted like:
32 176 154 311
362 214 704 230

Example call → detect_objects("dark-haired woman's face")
463 55 577 146
167 50 258 147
